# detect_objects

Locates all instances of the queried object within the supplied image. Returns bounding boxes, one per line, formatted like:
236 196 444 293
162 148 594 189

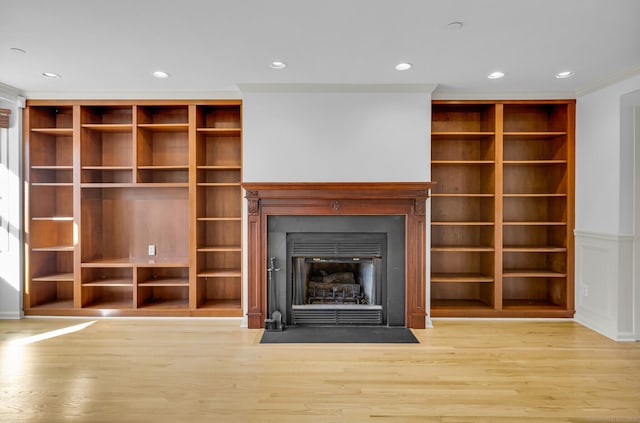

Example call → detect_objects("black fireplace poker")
265 257 285 331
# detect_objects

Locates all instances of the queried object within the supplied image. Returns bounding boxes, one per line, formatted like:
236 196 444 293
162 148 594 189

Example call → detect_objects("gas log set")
307 269 369 305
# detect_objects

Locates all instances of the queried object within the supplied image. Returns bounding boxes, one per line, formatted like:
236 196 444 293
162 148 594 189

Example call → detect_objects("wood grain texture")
241 182 434 329
1 319 638 423
24 100 243 317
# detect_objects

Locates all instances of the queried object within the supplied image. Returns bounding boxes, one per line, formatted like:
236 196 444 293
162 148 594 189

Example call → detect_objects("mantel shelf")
242 182 435 201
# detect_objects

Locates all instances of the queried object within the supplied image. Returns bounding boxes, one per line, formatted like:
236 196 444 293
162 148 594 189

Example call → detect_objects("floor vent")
291 305 383 325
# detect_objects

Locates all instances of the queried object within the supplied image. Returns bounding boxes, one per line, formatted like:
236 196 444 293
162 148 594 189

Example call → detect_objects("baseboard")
575 313 637 341
0 311 23 320
614 332 638 342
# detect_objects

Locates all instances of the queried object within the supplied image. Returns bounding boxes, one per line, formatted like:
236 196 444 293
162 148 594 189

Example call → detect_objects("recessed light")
42 72 61 79
555 71 574 79
395 62 413 71
488 71 505 79
152 71 170 79
447 21 464 30
10 47 26 54
270 61 287 69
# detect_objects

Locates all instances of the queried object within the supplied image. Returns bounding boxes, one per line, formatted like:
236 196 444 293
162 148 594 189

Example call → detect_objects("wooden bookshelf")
23 100 243 317
24 106 76 310
194 105 243 315
430 100 575 318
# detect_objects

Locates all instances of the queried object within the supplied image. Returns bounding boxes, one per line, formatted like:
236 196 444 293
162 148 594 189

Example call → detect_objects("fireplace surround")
242 182 434 329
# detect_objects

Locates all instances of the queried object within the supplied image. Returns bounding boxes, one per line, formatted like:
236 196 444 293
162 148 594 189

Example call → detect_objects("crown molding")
21 90 243 100
238 83 438 94
0 82 23 101
432 90 577 101
576 64 640 97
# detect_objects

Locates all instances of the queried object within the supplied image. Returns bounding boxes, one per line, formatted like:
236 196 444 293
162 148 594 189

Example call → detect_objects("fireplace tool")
264 257 284 331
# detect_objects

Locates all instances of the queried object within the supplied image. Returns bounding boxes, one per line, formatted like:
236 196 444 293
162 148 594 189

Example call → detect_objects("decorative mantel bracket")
241 182 435 329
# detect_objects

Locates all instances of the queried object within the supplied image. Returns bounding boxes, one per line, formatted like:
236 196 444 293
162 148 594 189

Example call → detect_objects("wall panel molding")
574 230 635 340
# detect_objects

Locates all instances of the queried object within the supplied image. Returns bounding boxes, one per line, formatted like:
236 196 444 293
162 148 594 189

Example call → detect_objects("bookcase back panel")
431 225 495 248
432 105 495 132
503 136 567 161
82 106 133 125
432 165 495 194
432 137 495 161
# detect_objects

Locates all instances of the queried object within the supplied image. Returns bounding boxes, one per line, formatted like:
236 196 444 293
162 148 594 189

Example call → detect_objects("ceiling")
1 0 639 98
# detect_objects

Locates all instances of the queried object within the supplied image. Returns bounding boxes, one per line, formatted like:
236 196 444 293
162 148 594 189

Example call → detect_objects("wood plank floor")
1 318 639 423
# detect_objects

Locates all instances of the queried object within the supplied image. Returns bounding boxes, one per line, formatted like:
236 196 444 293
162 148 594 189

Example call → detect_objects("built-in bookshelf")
24 100 243 317
430 100 575 317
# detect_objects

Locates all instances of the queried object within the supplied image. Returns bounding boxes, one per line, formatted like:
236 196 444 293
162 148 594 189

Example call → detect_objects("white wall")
239 84 434 326
575 74 640 340
0 84 23 319
241 85 433 182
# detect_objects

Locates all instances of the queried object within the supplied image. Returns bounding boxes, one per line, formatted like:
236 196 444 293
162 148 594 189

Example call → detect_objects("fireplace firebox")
288 233 386 325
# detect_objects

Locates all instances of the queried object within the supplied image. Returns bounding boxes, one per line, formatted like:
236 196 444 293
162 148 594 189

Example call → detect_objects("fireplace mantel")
242 182 435 329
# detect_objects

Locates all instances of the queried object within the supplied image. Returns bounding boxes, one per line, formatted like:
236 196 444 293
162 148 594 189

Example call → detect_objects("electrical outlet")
582 285 589 297
148 244 156 256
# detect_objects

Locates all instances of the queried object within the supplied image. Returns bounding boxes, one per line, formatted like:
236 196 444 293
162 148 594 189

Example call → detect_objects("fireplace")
242 182 434 329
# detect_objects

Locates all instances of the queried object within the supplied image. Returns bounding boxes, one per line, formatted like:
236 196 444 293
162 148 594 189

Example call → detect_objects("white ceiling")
1 0 639 98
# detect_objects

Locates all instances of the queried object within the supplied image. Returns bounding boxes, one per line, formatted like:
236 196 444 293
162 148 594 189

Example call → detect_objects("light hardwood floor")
1 318 639 423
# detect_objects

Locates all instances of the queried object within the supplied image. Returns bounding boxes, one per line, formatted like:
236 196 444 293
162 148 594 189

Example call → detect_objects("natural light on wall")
0 108 10 252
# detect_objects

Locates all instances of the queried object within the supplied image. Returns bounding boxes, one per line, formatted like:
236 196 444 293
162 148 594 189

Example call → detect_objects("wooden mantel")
242 182 435 329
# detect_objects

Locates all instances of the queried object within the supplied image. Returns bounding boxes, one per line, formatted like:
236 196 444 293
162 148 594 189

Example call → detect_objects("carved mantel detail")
241 182 435 329
414 199 426 216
